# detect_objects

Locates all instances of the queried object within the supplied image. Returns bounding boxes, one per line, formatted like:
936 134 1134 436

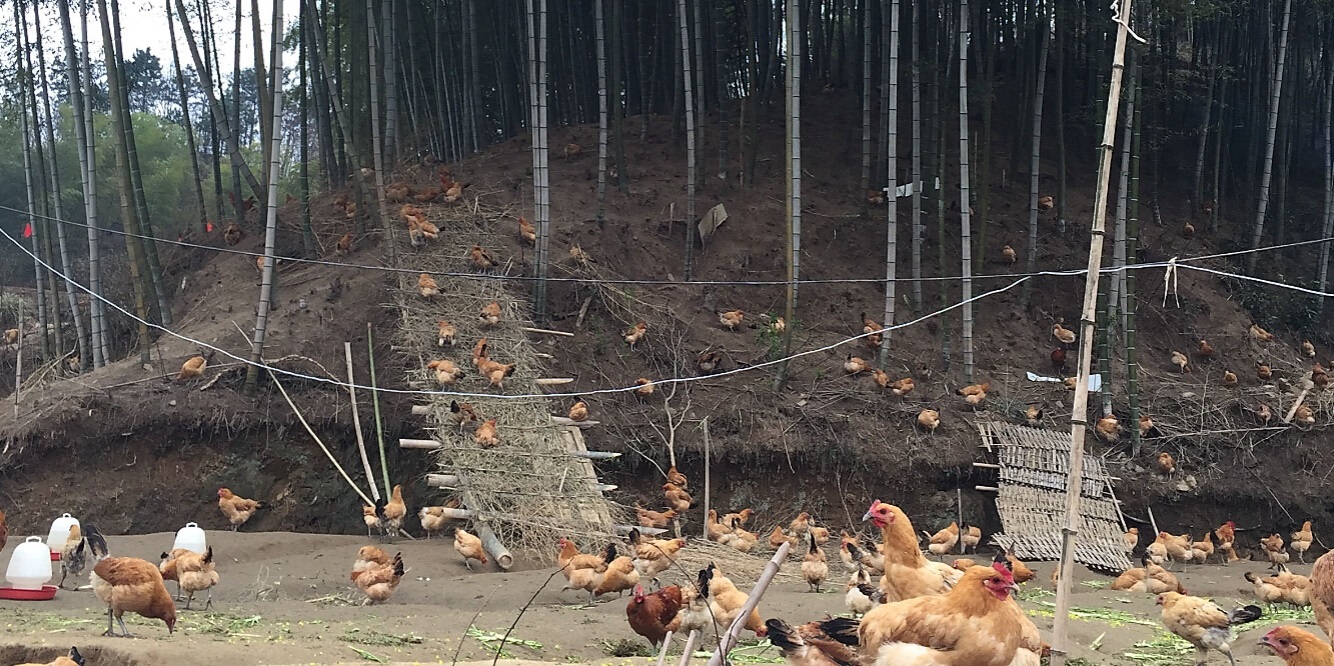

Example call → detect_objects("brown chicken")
1095 414 1121 443
1198 339 1214 358
353 551 404 604
593 550 641 598
1157 592 1262 666
474 419 500 448
702 564 766 636
626 584 683 648
719 310 745 331
176 547 219 610
449 400 479 430
1303 340 1317 358
917 409 940 431
1171 351 1191 373
1314 364 1330 390
1259 626 1334 666
217 488 263 531
1250 324 1275 342
697 350 724 374
1296 405 1317 426
872 369 892 389
663 483 693 513
1139 415 1155 438
427 359 466 385
867 189 886 205
666 466 688 489
1111 556 1185 594
1292 521 1314 563
1222 369 1238 387
2 329 17 345
1257 361 1273 381
1157 452 1177 475
413 187 441 202
636 507 678 529
629 530 685 584
567 397 589 422
222 222 243 246
12 647 84 666
890 377 915 397
926 523 960 559
419 505 455 539
0 505 9 554
1052 321 1076 345
1000 245 1017 265
1263 534 1291 568
1051 348 1067 373
469 245 498 270
418 273 440 297
454 528 488 570
862 312 883 348
380 485 407 538
176 352 212 381
844 355 870 375
480 301 502 326
385 181 413 201
624 322 648 348
559 539 613 602
435 320 457 348
444 180 470 202
801 534 830 593
1038 195 1054 211
478 358 517 389
518 216 536 244
633 378 655 398
335 232 353 255
1308 549 1334 646
92 557 177 636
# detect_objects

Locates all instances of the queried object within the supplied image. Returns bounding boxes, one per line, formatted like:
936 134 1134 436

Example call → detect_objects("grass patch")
1081 580 1111 589
1262 604 1315 622
467 626 544 658
187 613 267 638
1121 631 1195 666
694 639 784 664
602 638 655 658
340 628 424 647
1029 601 1158 628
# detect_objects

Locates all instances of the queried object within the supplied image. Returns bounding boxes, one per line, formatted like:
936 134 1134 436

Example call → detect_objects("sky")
32 0 302 80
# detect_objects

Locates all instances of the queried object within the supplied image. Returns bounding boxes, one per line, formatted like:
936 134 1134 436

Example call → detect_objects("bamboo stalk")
1050 2 1136 663
425 474 460 487
879 0 901 368
519 326 574 337
245 0 286 388
702 416 710 541
705 541 791 666
957 0 974 383
345 342 381 502
401 438 443 450
477 523 515 570
368 323 392 497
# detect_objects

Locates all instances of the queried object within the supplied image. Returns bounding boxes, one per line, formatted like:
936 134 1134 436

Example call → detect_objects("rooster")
626 584 682 648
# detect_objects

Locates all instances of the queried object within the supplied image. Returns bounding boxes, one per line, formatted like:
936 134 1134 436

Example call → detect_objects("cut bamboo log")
595 484 619 492
411 405 431 416
534 378 575 386
520 326 574 337
616 525 667 536
438 506 476 520
972 462 1001 469
975 485 1000 492
426 473 460 488
550 416 601 427
477 523 514 570
570 450 620 460
400 438 442 450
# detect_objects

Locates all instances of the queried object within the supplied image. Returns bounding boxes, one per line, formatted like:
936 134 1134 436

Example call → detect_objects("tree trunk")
1125 70 1143 456
858 0 872 217
1320 51 1334 313
1247 0 1291 272
166 0 209 235
299 4 315 258
526 0 553 321
98 0 153 365
678 0 698 279
777 0 802 390
1054 0 1067 234
595 0 609 223
958 0 974 382
383 0 399 162
247 0 287 389
364 0 395 259
16 0 50 360
909 0 923 312
878 0 900 367
1021 20 1050 309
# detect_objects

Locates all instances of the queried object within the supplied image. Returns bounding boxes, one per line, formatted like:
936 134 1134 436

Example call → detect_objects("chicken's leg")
57 568 68 590
184 591 195 610
116 614 132 638
102 607 117 637
204 588 213 610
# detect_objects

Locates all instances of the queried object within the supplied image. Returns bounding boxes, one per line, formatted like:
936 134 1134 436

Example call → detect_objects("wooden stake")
1051 2 1136 663
345 341 380 502
1146 505 1159 536
956 488 964 555
654 631 674 666
520 326 574 337
676 631 699 666
702 416 711 541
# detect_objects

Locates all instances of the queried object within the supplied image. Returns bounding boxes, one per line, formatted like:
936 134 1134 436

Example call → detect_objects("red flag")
206 221 214 233
22 222 33 239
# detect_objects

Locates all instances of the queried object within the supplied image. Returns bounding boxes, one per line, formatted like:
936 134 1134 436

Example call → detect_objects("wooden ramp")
975 421 1132 573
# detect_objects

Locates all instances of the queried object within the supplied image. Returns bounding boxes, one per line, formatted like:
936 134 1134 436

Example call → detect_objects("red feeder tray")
0 585 58 601
50 551 61 562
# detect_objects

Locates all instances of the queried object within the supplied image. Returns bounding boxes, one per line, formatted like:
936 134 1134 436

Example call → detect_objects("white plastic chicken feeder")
172 523 208 554
45 513 79 561
6 537 53 590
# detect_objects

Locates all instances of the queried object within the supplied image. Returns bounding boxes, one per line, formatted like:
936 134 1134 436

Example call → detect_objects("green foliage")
1223 274 1322 336
0 292 29 327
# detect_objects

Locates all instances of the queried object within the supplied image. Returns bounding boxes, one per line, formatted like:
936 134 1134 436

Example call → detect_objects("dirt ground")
0 530 1314 666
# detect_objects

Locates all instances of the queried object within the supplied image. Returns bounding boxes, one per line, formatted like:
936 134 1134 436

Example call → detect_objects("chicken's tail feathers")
203 546 214 564
627 528 642 545
816 617 861 646
808 532 819 554
603 543 617 563
374 497 388 519
82 525 110 561
68 647 85 666
845 541 863 560
696 565 714 597
1229 604 1264 625
763 619 802 651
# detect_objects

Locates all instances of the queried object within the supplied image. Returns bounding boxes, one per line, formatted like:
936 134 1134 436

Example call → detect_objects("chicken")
766 618 863 666
1259 626 1334 666
175 546 219 610
1256 402 1274 424
961 525 982 553
1001 245 1017 265
628 531 685 584
592 551 641 598
1157 591 1262 666
770 316 788 336
624 322 648 348
419 506 455 539
1111 556 1185 594
722 508 754 529
666 466 688 489
436 320 457 347
353 551 404 604
418 273 440 297
444 180 469 202
634 378 656 398
1157 452 1177 475
14 647 86 666
916 409 940 432
480 300 502 326
867 189 886 205
663 483 693 513
1216 522 1236 552
1025 404 1043 427
362 505 380 537
1052 321 1076 346
1005 550 1036 584
1183 220 1196 238
697 350 724 374
92 557 176 636
59 525 108 590
1038 195 1054 211
217 487 263 531
626 584 682 648
452 528 488 571
513 216 537 245
1295 405 1316 426
802 534 830 593
2 329 17 346
1314 365 1330 390
1222 369 1238 387
1164 532 1195 568
890 377 916 397
957 382 990 399
478 357 517 389
1124 527 1140 553
1198 339 1215 358
413 187 441 203
701 564 766 636
1257 361 1273 381
844 355 869 375
560 540 614 603
1310 549 1334 642
379 484 407 538
1303 341 1318 358
177 352 211 381
222 222 243 246
635 507 678 529
926 522 960 559
1191 532 1215 564
666 582 712 636
1095 414 1121 442
474 419 500 448
1263 534 1292 568
1051 348 1067 373
951 558 977 571
335 232 353 255
1250 324 1275 342
1172 351 1191 373
849 560 1026 666
706 510 732 542
846 569 885 616
1290 521 1315 563
1244 571 1287 605
1139 415 1155 438
1147 532 1170 566
564 143 584 158
862 500 961 602
385 181 413 201
862 312 883 349
568 244 593 266
464 245 498 271
567 397 590 422
719 310 745 331
871 369 892 389
427 359 466 385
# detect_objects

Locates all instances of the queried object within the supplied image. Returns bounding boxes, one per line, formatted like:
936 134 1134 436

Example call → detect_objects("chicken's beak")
861 511 874 522
1006 582 1021 595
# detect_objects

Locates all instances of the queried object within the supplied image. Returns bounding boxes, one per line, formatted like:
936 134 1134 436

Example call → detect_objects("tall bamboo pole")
1050 2 1136 663
1247 0 1291 273
166 0 209 235
909 0 922 313
777 0 802 390
878 0 900 368
78 0 109 364
16 0 49 361
595 0 609 224
1126 70 1143 456
245 0 286 388
678 0 698 280
1022 23 1050 308
957 0 974 382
